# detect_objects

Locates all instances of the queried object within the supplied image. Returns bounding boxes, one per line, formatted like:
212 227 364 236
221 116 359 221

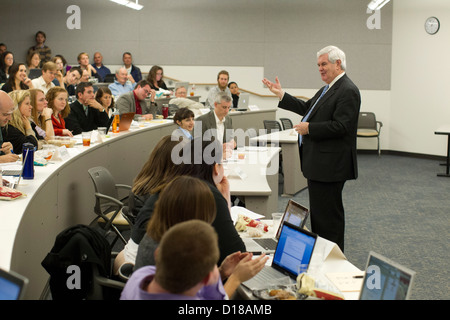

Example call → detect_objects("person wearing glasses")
31 61 59 95
115 79 155 120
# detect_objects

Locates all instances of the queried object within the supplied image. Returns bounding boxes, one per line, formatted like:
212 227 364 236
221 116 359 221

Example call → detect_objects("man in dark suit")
262 45 361 252
195 93 236 157
65 82 110 135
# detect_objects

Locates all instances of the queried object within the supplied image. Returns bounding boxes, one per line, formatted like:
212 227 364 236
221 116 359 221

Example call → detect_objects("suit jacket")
115 91 155 119
195 110 234 144
65 100 110 135
279 74 361 182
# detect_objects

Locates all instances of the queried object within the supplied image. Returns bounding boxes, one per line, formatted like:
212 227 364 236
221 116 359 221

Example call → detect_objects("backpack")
41 224 112 300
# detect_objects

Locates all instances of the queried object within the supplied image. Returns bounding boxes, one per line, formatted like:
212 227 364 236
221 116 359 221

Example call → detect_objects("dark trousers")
307 179 346 252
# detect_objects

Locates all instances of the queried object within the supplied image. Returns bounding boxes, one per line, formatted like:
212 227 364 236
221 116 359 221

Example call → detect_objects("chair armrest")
94 192 124 207
115 184 132 191
94 275 126 290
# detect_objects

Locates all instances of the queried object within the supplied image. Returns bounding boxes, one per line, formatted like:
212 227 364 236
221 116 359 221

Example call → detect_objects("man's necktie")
298 85 329 146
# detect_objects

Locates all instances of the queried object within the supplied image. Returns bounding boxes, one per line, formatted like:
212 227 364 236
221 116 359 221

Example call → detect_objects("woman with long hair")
1 63 34 92
4 90 39 153
46 87 73 137
29 88 54 140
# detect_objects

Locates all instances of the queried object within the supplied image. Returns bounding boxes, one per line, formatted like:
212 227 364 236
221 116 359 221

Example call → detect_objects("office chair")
262 120 284 177
357 112 383 156
263 120 282 134
41 224 125 300
280 118 293 130
87 166 132 247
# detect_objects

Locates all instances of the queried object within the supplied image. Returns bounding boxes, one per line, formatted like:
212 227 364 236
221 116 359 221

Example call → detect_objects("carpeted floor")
278 153 450 300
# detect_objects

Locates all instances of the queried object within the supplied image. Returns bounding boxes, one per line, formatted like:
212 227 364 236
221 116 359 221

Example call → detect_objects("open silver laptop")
242 222 317 291
359 251 416 300
243 200 309 254
237 93 250 110
0 268 28 300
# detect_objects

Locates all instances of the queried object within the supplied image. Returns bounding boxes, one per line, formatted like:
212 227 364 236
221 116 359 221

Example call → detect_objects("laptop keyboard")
1 169 22 176
253 238 277 250
243 266 294 290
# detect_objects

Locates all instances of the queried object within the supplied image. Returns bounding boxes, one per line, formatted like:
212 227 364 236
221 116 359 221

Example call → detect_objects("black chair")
263 120 282 134
279 118 293 130
357 112 383 156
87 166 132 247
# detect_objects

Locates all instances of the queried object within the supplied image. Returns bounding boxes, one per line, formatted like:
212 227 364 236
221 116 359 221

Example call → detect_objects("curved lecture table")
0 108 277 300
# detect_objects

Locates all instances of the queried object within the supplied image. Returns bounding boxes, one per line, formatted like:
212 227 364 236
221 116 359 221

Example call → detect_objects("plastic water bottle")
22 143 35 180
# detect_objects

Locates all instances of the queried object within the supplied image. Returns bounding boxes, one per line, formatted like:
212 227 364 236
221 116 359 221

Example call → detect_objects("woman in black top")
146 65 169 91
1 63 33 93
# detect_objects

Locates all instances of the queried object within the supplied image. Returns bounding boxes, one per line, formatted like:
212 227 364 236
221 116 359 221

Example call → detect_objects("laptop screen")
275 200 309 239
272 223 317 278
359 251 416 300
0 269 28 300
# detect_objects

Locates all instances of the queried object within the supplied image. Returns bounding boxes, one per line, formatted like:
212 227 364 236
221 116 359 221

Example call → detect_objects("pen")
353 275 364 279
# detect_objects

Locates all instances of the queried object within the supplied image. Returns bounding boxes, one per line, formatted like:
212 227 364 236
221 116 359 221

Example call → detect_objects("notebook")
119 112 135 131
242 222 317 291
0 268 28 300
243 200 309 254
237 93 250 110
359 251 416 300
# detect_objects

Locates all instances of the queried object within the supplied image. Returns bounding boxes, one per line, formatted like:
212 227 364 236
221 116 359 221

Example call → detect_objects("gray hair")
317 46 346 71
214 92 232 105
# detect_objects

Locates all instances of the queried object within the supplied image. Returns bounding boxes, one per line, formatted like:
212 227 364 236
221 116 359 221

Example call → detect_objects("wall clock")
425 16 440 35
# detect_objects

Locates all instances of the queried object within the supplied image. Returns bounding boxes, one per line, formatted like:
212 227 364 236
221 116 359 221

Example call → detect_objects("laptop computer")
243 200 309 254
28 68 42 80
359 251 416 300
237 93 250 111
0 268 28 300
242 222 317 291
119 112 135 131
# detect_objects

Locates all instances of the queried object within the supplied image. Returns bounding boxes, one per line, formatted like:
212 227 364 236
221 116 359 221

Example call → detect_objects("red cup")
162 106 169 119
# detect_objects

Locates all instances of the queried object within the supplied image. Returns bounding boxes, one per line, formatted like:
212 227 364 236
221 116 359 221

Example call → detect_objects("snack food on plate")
235 214 268 233
0 186 25 200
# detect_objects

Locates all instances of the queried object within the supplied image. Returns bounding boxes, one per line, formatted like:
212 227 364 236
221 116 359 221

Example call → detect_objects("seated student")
122 52 142 83
121 220 226 300
195 92 236 158
113 135 188 274
62 66 82 97
169 86 205 117
95 87 116 117
3 90 39 153
108 67 136 97
91 52 111 83
1 63 33 93
228 81 240 108
0 91 19 163
115 79 155 120
77 52 100 81
0 51 14 84
26 50 41 72
126 138 245 267
46 87 73 137
172 107 194 140
65 82 109 135
31 61 58 95
29 88 54 140
146 65 171 93
133 176 267 298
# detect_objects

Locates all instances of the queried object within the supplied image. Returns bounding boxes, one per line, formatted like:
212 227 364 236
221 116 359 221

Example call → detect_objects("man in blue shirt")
92 52 111 83
108 67 136 98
